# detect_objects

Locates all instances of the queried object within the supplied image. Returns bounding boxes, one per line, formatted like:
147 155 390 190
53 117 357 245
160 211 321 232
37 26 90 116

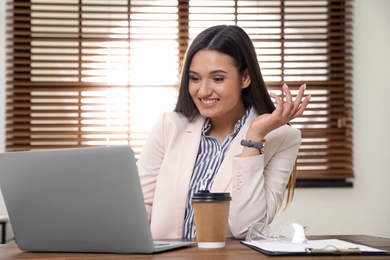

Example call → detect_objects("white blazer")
137 107 301 239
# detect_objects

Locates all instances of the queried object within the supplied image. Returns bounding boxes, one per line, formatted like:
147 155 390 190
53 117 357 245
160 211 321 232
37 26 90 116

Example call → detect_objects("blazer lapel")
176 114 205 204
211 107 259 192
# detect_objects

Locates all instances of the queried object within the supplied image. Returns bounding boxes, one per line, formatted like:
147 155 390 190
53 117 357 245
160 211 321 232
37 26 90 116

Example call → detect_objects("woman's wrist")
241 139 266 154
244 132 265 143
246 125 267 142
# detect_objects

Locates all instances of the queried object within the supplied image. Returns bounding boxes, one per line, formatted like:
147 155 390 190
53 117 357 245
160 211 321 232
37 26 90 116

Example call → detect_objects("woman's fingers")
292 94 311 119
283 84 293 104
270 92 284 113
273 83 310 121
255 84 310 136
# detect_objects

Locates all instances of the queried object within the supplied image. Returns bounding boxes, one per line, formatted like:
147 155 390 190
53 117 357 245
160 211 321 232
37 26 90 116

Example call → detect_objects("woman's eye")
190 76 200 82
213 77 224 82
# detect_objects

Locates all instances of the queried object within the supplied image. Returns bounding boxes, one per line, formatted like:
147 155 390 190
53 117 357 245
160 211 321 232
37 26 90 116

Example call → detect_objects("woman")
137 25 310 240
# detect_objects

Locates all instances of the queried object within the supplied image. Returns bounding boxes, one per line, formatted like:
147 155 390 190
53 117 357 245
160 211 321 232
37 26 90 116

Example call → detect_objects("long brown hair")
281 160 298 211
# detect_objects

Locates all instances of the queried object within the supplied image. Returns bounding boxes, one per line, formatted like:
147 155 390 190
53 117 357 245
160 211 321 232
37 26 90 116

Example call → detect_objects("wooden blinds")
5 0 353 180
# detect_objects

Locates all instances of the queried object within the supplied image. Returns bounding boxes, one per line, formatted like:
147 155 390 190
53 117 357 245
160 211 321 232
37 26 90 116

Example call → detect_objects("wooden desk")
0 235 389 259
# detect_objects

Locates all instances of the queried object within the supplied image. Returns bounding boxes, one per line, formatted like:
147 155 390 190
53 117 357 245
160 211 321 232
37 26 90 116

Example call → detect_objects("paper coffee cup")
192 190 231 249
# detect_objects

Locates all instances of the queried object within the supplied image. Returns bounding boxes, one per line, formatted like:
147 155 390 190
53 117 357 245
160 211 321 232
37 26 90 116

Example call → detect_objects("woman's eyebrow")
189 69 228 74
210 69 228 74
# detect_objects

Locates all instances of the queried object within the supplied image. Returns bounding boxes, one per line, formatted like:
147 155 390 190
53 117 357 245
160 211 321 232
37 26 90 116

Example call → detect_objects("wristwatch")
240 139 266 154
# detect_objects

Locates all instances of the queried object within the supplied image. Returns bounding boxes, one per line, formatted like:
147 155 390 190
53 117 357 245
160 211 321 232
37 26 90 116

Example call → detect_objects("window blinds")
5 0 353 180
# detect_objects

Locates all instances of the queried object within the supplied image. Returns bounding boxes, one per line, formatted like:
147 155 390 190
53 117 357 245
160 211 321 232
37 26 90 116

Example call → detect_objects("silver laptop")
0 146 195 253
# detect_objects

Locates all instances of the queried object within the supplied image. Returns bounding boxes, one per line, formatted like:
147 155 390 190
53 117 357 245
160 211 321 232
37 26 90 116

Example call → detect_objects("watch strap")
240 139 265 152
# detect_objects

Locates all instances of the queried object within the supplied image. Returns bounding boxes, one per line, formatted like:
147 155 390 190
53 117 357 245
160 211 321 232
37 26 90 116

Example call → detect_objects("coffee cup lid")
192 190 231 202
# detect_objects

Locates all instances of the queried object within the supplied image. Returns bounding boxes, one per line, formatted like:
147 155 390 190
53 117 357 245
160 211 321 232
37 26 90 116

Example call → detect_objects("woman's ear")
241 69 251 89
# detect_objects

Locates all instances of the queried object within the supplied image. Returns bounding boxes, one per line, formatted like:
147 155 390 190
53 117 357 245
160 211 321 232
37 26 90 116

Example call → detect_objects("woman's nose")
199 81 212 96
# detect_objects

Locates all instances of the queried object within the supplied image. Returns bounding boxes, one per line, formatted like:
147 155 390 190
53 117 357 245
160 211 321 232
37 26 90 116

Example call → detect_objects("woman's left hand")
247 83 310 140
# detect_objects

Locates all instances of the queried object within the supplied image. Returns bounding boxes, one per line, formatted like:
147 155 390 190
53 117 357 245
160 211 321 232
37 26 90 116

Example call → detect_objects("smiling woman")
5 0 353 183
137 24 309 240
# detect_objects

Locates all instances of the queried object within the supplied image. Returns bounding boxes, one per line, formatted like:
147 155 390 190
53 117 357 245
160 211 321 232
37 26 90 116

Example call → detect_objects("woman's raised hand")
247 84 310 141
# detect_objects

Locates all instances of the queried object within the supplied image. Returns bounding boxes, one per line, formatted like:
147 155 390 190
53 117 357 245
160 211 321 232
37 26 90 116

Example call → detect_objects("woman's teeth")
201 99 218 104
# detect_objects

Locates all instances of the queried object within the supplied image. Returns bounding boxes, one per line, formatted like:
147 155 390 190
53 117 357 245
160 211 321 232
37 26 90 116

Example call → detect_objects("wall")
1 0 389 240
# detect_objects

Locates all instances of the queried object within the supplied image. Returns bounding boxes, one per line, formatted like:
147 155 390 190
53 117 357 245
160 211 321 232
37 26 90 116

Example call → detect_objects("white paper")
243 239 387 253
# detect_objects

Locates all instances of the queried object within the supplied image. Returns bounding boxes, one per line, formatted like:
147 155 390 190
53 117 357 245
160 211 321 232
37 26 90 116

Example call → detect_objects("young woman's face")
188 50 250 121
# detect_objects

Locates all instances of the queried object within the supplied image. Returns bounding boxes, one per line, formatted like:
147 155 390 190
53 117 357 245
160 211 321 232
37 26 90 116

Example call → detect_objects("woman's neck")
207 104 246 144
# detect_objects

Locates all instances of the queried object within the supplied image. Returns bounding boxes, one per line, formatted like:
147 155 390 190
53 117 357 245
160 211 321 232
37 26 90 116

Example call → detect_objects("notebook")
0 146 195 253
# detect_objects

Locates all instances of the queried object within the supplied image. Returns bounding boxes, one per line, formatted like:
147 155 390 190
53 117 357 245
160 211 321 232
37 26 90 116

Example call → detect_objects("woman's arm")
229 126 301 239
137 114 167 221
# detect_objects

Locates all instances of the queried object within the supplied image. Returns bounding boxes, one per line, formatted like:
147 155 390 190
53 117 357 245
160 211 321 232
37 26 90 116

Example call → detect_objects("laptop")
0 146 195 253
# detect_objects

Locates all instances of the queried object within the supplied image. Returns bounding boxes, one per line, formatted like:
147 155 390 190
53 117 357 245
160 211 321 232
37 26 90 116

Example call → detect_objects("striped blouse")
182 106 250 238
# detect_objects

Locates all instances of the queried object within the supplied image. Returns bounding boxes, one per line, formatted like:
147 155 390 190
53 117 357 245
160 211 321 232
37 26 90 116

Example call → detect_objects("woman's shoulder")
279 124 301 135
159 111 192 124
266 124 301 143
157 111 204 129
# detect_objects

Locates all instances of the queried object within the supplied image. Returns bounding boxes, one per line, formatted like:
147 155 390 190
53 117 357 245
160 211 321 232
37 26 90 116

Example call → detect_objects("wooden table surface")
0 235 389 260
